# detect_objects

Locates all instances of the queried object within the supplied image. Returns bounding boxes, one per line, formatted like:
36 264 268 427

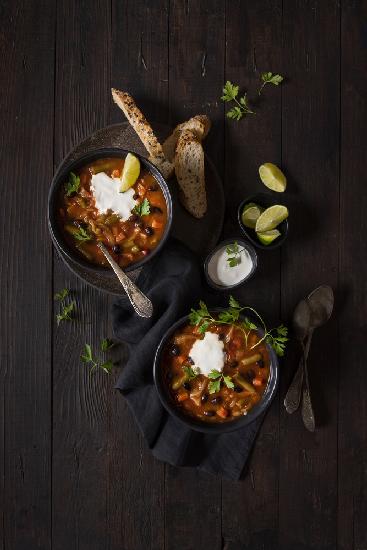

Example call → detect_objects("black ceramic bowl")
203 238 258 291
48 148 173 273
153 309 279 434
238 192 289 250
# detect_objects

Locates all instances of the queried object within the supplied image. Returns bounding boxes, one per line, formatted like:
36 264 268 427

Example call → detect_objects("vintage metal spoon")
301 285 334 431
284 299 311 414
97 242 153 318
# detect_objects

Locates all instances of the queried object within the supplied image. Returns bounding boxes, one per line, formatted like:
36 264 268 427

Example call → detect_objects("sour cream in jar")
206 240 257 288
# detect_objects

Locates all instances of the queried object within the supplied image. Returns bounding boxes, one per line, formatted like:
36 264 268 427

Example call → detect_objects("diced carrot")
151 219 163 230
111 169 120 177
112 226 119 236
177 391 189 403
176 356 186 365
252 377 263 387
216 407 229 418
115 232 126 243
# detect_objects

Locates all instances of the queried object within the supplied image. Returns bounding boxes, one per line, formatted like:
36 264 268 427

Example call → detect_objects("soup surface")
58 157 168 268
161 321 271 423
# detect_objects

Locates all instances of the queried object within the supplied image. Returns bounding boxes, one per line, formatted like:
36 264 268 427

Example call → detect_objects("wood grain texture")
279 2 340 549
108 2 168 549
52 1 112 549
0 1 55 549
164 2 225 549
338 2 367 549
221 2 282 549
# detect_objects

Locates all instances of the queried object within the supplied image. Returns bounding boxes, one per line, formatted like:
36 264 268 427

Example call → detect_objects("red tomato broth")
58 157 168 268
161 321 271 423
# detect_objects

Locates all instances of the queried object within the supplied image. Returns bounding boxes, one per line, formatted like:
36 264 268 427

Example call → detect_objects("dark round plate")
53 122 225 295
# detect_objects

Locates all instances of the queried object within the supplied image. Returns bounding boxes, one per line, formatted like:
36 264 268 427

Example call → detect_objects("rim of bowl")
153 308 279 434
237 192 289 250
203 238 258 291
48 147 173 273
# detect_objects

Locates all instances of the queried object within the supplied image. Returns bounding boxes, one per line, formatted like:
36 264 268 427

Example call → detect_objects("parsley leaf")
221 81 239 101
81 343 114 374
65 172 80 196
208 378 221 394
133 198 150 216
208 370 234 393
226 241 245 268
100 360 114 374
258 72 284 95
208 369 222 380
223 376 235 389
56 301 75 325
73 226 92 242
54 288 69 301
183 365 199 380
221 82 255 121
266 324 289 356
101 338 114 352
229 295 240 309
81 343 93 363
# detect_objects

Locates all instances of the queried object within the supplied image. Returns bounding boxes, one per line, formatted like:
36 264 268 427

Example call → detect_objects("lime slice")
259 163 287 192
255 205 289 232
120 153 140 192
257 229 281 245
241 203 263 228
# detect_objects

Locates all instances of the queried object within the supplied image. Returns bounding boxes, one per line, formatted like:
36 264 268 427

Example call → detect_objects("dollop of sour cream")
189 332 225 377
90 172 137 221
207 244 253 287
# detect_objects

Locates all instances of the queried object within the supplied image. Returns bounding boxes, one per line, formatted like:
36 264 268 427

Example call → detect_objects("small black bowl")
153 309 279 434
203 238 258 291
238 192 289 250
48 147 173 273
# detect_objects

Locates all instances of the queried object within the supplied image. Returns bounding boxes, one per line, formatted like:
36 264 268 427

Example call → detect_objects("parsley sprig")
54 287 76 326
189 296 288 356
221 72 283 121
221 81 254 121
226 241 245 267
133 197 150 216
65 172 81 196
73 226 92 242
182 365 199 380
208 370 234 394
81 341 115 374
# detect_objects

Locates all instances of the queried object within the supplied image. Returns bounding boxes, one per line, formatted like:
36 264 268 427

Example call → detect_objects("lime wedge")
255 205 289 232
257 229 281 245
120 153 140 192
241 203 263 228
259 163 287 192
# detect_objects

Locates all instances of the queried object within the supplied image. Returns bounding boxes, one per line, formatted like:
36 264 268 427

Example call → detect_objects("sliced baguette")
162 114 211 162
111 88 174 180
174 129 207 218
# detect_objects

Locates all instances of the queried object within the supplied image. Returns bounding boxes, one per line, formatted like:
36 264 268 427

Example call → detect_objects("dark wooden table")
1 1 366 549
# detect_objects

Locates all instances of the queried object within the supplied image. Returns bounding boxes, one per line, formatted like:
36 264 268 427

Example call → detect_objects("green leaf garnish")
133 197 150 216
65 172 80 196
183 365 199 380
189 296 288 356
81 343 93 363
223 376 235 389
207 370 234 393
56 301 75 325
100 360 114 374
221 82 254 121
81 343 114 374
54 288 69 301
73 226 92 242
258 72 284 95
226 241 246 268
101 338 114 352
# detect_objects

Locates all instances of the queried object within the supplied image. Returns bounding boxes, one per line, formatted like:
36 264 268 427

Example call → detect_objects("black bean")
170 344 180 356
133 192 139 200
204 410 215 417
150 205 163 214
144 226 154 236
201 393 208 404
112 244 121 254
183 382 191 391
234 386 243 393
134 220 144 229
148 185 158 192
218 332 225 340
245 369 256 382
229 360 239 368
129 214 139 222
258 359 265 368
187 356 195 365
210 396 222 405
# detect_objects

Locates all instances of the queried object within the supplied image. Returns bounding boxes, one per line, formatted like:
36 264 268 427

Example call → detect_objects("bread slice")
111 88 174 180
174 129 207 218
162 115 211 162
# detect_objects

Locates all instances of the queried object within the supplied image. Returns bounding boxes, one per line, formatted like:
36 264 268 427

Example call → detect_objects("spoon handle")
301 332 316 431
284 357 304 414
97 242 153 318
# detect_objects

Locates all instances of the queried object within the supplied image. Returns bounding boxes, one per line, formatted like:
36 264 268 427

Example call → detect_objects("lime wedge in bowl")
241 203 264 229
120 153 140 192
257 229 281 245
255 205 289 232
259 163 287 192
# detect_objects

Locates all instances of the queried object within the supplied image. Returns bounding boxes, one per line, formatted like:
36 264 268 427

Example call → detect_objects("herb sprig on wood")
81 340 116 375
54 287 76 325
189 296 288 356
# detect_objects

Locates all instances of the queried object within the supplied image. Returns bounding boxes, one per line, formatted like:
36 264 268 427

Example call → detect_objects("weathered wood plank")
221 1 282 548
279 2 340 549
0 1 55 548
